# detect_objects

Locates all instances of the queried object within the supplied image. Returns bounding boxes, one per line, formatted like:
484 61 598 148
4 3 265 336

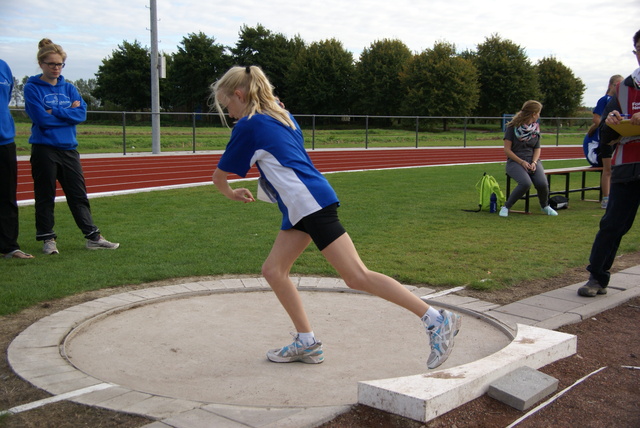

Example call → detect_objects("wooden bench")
506 166 603 213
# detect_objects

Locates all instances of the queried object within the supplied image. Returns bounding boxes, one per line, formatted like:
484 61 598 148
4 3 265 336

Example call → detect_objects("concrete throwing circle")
9 277 512 412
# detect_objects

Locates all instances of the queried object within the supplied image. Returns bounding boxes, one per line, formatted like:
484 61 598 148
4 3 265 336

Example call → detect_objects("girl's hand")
232 188 255 203
71 100 81 108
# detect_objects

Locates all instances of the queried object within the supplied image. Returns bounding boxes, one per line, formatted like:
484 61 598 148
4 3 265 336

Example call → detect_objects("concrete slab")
489 302 562 322
606 272 640 289
517 295 585 312
9 277 514 428
487 366 558 411
63 289 510 408
534 312 583 330
20 274 632 426
618 265 640 276
358 324 576 423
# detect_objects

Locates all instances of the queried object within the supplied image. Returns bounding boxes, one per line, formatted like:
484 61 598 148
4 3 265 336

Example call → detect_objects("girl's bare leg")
261 229 314 332
321 233 430 317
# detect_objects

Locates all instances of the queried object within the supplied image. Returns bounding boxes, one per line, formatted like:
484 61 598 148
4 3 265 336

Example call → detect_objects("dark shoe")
578 279 607 297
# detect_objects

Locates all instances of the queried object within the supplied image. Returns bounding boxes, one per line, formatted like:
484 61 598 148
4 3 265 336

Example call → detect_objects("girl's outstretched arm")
212 168 255 203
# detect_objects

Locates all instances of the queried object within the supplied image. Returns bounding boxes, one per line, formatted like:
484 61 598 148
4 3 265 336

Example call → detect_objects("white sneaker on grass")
426 309 462 369
43 239 59 255
499 206 509 217
86 236 120 250
542 206 558 216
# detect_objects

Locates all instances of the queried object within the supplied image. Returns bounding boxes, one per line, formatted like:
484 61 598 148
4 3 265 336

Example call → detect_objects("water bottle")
490 193 497 213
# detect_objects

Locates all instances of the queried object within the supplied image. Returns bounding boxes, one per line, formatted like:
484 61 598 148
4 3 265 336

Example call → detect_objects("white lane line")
1 383 113 415
422 286 466 300
505 366 607 428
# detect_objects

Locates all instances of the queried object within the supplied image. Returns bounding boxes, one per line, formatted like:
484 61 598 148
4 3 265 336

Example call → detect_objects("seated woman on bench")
500 100 558 217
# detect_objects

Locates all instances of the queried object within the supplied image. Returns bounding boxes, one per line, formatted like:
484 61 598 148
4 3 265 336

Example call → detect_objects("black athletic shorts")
599 142 613 159
291 203 346 251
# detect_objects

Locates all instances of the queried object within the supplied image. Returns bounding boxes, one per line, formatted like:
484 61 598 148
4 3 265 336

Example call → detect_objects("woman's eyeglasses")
42 62 66 69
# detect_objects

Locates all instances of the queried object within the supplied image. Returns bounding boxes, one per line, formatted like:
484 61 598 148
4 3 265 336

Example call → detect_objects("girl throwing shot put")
210 65 461 369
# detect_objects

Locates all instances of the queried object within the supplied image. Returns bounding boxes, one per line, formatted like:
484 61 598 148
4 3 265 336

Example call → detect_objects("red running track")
16 146 585 203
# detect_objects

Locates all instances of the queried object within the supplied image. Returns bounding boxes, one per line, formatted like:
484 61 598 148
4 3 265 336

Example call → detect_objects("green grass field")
3 158 636 316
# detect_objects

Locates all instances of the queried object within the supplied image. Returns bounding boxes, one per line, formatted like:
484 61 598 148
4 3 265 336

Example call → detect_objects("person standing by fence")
24 39 118 254
499 100 558 217
1 59 34 259
210 65 461 369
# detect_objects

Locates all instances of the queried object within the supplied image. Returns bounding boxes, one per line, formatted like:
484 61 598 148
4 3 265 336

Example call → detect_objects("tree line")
11 25 586 119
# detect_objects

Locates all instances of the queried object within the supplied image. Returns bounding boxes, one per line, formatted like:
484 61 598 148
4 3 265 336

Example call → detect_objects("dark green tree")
400 42 479 129
354 39 412 115
231 24 305 102
70 78 100 109
536 56 586 118
286 38 355 114
93 40 151 111
473 34 539 116
169 32 231 111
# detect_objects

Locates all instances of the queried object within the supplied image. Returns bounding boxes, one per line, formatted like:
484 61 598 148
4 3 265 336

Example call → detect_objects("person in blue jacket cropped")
1 59 34 259
24 39 118 254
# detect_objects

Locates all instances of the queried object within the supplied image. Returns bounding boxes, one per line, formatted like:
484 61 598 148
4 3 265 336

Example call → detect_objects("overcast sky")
1 0 639 109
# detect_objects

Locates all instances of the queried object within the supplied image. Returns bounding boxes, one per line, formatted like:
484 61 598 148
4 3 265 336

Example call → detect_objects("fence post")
415 117 419 148
312 115 316 150
192 113 196 153
463 117 468 148
556 121 560 146
365 116 369 149
122 111 127 155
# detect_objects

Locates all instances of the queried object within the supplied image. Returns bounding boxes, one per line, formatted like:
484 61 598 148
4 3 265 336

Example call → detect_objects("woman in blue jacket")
24 39 118 254
1 59 33 259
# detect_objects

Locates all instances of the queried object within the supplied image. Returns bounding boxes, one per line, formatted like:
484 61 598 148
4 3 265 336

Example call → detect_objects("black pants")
30 144 99 241
0 143 20 253
587 179 640 287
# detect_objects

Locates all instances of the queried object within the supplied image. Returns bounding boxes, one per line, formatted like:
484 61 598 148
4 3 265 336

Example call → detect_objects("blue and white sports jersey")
217 113 339 229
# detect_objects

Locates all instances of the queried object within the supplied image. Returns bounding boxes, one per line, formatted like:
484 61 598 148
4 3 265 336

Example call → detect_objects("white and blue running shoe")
426 309 462 369
267 334 324 364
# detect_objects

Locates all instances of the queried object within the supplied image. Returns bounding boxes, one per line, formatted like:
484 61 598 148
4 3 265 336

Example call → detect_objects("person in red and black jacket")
580 29 640 297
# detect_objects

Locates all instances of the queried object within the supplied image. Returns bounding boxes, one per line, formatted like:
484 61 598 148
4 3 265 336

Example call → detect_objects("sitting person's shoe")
601 196 609 209
542 205 558 216
267 334 324 364
86 236 120 250
426 309 462 369
578 279 608 297
43 239 59 255
499 206 509 217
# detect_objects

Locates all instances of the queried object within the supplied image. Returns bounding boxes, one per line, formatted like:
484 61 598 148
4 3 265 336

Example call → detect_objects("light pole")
150 0 161 154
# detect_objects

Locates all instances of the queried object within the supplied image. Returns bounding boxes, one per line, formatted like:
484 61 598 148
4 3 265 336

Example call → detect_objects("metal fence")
10 109 592 155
